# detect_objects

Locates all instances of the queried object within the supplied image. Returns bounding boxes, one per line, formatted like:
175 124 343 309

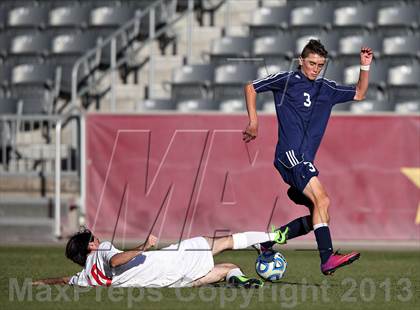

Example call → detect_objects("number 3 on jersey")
303 92 311 107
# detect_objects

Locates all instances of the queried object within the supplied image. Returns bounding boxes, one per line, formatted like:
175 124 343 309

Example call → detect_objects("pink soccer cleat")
321 251 360 275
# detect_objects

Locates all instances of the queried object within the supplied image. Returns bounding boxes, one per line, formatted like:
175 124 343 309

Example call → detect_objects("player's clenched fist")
360 47 373 65
145 234 157 250
243 122 258 143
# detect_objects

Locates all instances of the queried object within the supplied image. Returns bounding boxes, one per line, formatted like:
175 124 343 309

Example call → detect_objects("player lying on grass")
243 39 373 275
32 228 289 288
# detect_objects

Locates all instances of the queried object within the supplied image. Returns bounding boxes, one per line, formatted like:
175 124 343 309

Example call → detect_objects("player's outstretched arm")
243 83 258 143
109 234 157 268
32 276 71 285
354 47 374 101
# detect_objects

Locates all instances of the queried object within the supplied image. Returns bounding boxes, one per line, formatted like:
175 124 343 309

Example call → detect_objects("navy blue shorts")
274 157 319 193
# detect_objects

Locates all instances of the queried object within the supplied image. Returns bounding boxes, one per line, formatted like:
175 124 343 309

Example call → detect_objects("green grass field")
1 246 419 310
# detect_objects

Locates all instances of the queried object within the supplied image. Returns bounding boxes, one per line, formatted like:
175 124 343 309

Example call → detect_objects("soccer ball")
255 250 287 282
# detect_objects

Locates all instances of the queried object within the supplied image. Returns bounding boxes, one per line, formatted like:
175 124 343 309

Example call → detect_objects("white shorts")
167 237 215 287
111 237 214 288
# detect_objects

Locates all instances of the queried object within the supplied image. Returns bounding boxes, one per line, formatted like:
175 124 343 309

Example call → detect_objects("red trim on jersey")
90 264 112 286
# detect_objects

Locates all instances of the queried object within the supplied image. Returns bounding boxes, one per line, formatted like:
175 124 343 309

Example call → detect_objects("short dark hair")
300 39 328 59
65 229 93 267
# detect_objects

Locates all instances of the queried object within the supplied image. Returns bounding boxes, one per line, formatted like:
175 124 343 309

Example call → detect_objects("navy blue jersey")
253 70 355 165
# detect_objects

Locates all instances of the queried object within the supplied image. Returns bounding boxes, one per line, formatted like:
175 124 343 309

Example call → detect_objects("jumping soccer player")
243 39 373 275
32 228 288 288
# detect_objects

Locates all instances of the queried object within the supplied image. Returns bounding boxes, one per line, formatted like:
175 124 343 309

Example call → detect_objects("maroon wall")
86 114 420 243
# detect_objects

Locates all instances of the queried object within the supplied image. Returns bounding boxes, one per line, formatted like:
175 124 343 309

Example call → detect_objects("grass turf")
1 246 419 310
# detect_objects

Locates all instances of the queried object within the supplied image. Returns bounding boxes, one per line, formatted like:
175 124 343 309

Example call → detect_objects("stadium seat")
0 7 6 31
290 4 334 35
338 34 383 66
10 64 59 114
295 32 340 58
6 32 50 65
47 32 99 99
253 33 295 64
47 5 91 34
377 5 419 36
332 101 352 112
388 62 420 86
0 33 10 63
382 35 420 65
395 100 420 113
344 59 388 89
136 98 177 111
207 36 252 66
387 62 420 102
89 5 140 39
6 6 49 32
321 61 345 83
333 3 377 35
0 97 21 115
248 5 291 38
261 100 276 113
169 64 214 102
350 99 395 113
177 99 218 112
219 98 247 112
212 63 257 102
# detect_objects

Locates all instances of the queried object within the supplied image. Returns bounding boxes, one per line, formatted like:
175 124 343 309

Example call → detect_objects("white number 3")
304 162 316 172
303 92 311 107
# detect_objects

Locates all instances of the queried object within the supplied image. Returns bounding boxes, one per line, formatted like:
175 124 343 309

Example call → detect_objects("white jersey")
69 237 214 288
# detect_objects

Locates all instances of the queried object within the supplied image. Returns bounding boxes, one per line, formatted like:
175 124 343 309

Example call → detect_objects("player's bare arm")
32 276 71 286
109 234 157 268
354 47 374 101
243 83 258 143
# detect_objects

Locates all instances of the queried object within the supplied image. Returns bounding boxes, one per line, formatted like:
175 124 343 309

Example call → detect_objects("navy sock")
261 216 313 249
314 226 333 264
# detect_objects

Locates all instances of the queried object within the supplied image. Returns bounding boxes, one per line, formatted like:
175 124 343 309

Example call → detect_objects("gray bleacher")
164 0 420 113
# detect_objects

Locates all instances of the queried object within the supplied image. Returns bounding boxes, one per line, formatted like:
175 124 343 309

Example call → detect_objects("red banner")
85 114 420 242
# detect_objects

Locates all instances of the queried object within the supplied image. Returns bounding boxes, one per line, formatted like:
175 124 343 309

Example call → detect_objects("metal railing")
71 0 196 111
0 114 79 238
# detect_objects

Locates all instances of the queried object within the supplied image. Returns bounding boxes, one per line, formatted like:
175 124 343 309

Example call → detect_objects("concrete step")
0 196 67 218
0 217 55 243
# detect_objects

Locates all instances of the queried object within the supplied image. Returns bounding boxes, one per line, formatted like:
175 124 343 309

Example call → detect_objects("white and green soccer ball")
255 250 287 282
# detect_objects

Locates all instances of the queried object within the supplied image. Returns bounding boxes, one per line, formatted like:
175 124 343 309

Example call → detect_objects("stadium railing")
70 0 196 112
0 113 80 239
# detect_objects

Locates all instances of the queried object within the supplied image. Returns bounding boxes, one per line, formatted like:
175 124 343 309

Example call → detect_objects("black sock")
314 226 333 264
261 215 313 249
